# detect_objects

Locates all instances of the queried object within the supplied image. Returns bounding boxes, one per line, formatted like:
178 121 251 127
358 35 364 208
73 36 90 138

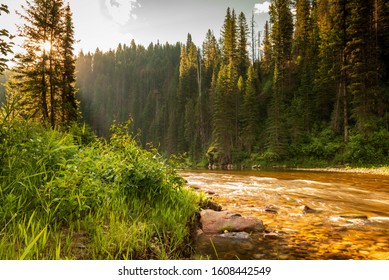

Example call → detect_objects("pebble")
359 250 370 255
278 254 289 260
368 252 389 260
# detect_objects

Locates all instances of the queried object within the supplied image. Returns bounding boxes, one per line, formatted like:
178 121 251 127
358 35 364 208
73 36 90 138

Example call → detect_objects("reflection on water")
181 169 389 260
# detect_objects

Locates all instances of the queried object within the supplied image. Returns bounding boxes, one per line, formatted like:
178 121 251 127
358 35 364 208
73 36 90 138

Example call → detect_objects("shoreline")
291 166 389 176
182 165 389 176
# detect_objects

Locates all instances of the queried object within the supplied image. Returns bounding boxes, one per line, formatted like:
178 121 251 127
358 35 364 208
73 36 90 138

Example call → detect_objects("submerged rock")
264 205 278 214
303 205 318 214
219 232 250 239
340 215 368 220
200 209 265 234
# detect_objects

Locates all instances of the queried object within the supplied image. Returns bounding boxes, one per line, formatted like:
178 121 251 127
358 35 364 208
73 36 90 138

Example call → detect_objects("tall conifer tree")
11 0 79 127
291 0 316 136
262 20 273 74
221 8 238 65
61 3 79 125
330 0 349 142
241 65 260 153
237 12 249 78
266 0 293 157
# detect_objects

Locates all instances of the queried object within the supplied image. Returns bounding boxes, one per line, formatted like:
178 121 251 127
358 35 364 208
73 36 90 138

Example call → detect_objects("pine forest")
1 0 389 262
75 0 389 167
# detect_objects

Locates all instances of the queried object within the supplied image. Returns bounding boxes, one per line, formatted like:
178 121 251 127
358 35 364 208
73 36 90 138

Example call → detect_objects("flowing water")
181 169 389 260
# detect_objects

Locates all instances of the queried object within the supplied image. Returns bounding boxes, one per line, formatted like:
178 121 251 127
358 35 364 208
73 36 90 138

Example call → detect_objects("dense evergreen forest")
1 0 389 261
76 0 389 167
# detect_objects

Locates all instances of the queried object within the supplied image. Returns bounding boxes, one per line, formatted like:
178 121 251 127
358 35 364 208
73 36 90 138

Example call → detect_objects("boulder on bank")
200 209 265 234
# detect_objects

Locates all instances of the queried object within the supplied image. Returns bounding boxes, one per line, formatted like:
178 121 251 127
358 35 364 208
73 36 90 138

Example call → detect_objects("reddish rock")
200 209 265 234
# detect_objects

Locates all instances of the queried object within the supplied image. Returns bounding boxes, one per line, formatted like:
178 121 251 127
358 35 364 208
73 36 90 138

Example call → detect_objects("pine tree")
11 0 79 128
211 63 237 164
178 34 200 153
202 29 220 89
221 8 237 65
266 0 294 157
251 12 256 63
241 65 260 153
345 0 373 133
61 3 79 125
330 0 349 143
209 8 243 163
0 4 13 74
375 0 389 129
376 0 389 82
291 0 316 137
262 20 273 74
294 0 311 58
203 30 220 70
237 12 249 78
313 0 337 124
201 29 220 153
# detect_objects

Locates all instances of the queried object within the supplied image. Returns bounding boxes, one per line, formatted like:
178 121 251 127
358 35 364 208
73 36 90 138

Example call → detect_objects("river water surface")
181 169 389 260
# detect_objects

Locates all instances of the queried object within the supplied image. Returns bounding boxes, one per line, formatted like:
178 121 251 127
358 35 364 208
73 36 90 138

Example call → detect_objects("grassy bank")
0 119 200 259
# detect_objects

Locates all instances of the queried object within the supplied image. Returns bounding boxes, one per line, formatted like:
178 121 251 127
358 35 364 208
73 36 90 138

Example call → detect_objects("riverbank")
292 166 389 176
174 154 389 177
182 163 389 176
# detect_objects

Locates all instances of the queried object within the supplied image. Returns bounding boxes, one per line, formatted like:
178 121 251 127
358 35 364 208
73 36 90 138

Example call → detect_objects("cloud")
254 1 271 14
105 0 140 25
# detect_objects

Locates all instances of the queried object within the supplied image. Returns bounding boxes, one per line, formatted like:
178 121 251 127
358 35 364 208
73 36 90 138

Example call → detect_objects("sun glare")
41 41 51 52
36 40 52 56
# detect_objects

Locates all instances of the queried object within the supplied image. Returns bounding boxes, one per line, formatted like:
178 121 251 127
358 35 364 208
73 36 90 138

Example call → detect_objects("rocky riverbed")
184 170 389 260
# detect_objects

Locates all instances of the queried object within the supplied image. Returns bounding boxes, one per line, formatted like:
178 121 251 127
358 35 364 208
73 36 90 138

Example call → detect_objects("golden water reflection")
181 170 389 260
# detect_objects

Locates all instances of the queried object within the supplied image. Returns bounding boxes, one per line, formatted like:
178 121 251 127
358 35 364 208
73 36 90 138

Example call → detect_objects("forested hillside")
76 0 389 166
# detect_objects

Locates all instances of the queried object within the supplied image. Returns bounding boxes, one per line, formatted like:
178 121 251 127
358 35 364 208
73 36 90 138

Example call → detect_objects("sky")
0 0 271 55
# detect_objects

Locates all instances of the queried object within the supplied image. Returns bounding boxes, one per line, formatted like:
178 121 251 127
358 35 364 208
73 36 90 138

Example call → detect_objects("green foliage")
0 4 13 74
300 128 342 160
74 3 389 168
10 0 79 128
67 122 96 146
260 150 281 163
0 117 199 259
344 129 389 165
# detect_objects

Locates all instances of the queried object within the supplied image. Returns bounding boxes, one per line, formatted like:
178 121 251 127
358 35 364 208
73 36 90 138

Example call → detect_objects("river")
180 169 389 260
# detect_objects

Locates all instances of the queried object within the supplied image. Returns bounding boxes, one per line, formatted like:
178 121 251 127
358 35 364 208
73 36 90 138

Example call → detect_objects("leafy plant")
0 118 200 259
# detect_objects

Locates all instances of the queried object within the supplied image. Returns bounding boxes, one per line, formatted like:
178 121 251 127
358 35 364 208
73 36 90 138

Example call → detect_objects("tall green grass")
0 117 200 259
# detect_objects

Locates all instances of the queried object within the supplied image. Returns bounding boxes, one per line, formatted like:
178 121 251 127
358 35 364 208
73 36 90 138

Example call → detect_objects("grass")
0 117 200 259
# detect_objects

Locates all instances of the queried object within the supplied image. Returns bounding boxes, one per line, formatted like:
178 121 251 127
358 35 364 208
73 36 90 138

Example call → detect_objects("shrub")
344 129 389 165
0 119 199 259
301 128 342 160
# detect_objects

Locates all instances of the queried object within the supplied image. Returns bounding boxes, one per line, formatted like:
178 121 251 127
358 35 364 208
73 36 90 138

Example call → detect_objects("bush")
0 119 199 259
344 129 389 165
301 128 342 160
